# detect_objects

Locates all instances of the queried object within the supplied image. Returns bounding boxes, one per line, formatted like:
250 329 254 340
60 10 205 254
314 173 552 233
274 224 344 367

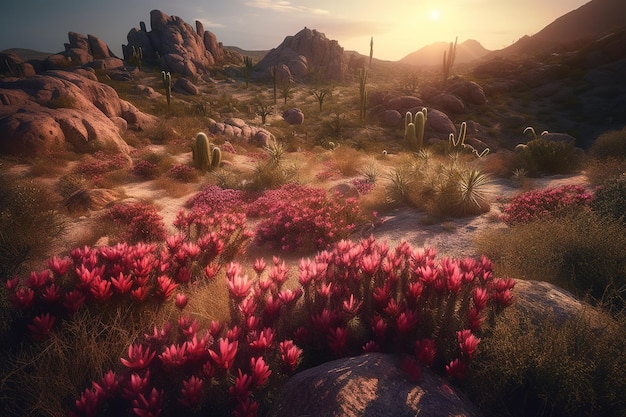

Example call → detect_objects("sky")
0 0 591 61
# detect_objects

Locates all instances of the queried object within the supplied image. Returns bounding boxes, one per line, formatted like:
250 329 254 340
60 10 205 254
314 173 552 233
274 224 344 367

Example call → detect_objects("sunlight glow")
429 9 441 21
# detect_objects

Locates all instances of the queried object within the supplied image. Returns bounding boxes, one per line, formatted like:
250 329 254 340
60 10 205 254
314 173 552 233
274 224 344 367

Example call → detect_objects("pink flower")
233 398 259 417
362 340 380 353
209 338 238 369
396 310 419 334
11 287 35 310
175 293 188 309
155 275 178 301
371 314 388 341
178 316 200 338
253 258 266 275
144 323 171 344
130 285 150 303
342 293 363 316
209 320 222 338
249 327 275 352
120 344 155 370
132 387 163 417
457 330 481 360
472 287 489 311
446 358 467 380
63 289 86 314
179 376 203 409
229 369 253 399
27 270 50 289
111 272 133 294
75 387 101 417
92 370 120 400
204 263 219 280
41 283 61 304
159 343 188 368
279 339 302 371
122 370 151 400
228 272 252 300
327 327 349 356
250 356 272 387
48 256 71 276
415 338 436 367
278 288 302 306
90 277 113 302
27 313 56 341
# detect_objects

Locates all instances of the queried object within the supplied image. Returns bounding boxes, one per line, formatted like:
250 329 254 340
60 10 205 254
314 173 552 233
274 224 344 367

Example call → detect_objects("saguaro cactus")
404 108 427 151
192 132 221 171
161 71 172 108
442 36 457 87
131 46 143 71
359 68 368 121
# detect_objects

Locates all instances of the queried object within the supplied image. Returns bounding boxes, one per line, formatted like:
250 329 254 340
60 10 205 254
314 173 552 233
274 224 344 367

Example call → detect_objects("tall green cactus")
131 46 143 71
404 108 427 151
192 132 221 171
161 71 172 108
449 121 467 150
442 36 457 87
359 68 368 121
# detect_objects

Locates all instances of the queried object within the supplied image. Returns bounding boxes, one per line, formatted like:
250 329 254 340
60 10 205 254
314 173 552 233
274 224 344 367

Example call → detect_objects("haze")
1 0 590 61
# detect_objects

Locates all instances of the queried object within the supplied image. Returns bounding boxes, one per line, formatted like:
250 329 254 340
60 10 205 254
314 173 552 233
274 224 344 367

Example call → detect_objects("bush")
165 164 199 183
590 175 626 224
251 183 365 251
589 126 626 160
102 202 168 244
515 138 582 176
501 185 593 225
476 211 626 303
0 174 66 277
467 308 626 417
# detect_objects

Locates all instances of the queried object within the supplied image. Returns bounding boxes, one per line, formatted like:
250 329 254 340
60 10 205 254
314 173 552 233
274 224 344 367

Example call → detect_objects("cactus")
404 108 427 151
243 56 254 88
269 66 277 104
449 121 467 149
359 68 368 121
442 36 457 87
191 132 221 171
131 46 143 71
161 71 172 108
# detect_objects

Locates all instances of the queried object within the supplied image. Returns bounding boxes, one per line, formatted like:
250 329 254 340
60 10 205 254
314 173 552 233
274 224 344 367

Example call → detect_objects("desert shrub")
0 174 66 277
131 159 160 179
515 138 582 176
330 145 365 177
102 202 167 244
467 308 626 417
431 167 491 218
57 172 91 198
71 151 130 187
185 185 247 213
165 164 199 183
475 211 626 303
251 183 365 251
590 175 626 224
501 184 593 225
585 157 626 186
589 126 626 160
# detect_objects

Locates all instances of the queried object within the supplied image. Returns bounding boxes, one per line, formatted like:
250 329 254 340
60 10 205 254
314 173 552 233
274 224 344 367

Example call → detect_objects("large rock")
41 32 120 73
208 118 273 147
0 70 156 156
426 108 456 135
123 10 242 78
254 27 347 82
271 353 483 417
282 108 304 125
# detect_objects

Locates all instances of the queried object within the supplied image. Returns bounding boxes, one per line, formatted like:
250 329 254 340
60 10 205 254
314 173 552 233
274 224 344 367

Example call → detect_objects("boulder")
386 96 424 114
271 353 483 417
432 93 465 114
377 109 402 127
173 77 200 95
282 108 304 125
0 71 156 156
208 118 273 147
254 27 347 82
426 109 456 135
65 188 120 213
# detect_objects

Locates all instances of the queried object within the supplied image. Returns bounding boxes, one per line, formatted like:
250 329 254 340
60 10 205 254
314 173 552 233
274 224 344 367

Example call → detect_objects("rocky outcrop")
282 108 304 125
254 27 347 82
208 118 273 147
44 32 124 72
271 353 483 417
123 9 242 79
0 70 156 156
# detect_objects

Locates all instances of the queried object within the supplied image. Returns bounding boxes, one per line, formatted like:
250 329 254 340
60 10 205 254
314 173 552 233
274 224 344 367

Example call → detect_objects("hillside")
399 39 490 67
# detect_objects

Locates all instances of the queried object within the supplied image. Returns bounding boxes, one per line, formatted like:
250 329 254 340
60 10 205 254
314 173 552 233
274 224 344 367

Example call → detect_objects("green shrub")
589 126 626 160
590 175 626 224
475 211 626 303
515 138 582 176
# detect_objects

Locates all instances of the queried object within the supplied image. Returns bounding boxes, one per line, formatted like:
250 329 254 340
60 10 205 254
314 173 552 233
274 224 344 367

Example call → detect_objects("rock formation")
44 32 125 72
0 69 156 156
123 9 242 79
254 27 347 82
208 118 273 147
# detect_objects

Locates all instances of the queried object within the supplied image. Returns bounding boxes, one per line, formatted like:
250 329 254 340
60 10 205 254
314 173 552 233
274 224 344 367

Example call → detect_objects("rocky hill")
400 39 490 67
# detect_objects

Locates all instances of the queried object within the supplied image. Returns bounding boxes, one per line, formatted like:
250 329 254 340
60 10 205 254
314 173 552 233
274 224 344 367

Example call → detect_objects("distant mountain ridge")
399 39 490 67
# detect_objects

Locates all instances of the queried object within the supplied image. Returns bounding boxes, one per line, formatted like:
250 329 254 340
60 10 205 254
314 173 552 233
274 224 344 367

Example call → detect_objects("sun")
429 9 441 21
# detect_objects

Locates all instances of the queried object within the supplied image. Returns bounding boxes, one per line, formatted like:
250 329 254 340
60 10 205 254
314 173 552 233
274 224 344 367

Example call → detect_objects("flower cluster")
104 202 168 244
71 151 130 186
131 160 160 180
351 177 375 195
185 184 247 214
501 185 593 225
165 164 198 183
251 183 364 251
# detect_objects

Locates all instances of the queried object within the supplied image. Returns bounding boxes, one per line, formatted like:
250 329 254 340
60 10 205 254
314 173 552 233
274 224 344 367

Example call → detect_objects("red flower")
159 343 188 368
278 288 302 306
132 387 163 417
472 287 488 311
415 338 436 367
27 270 50 289
253 258 266 275
122 370 151 400
228 272 252 300
41 283 61 303
63 289 86 314
371 314 388 341
209 320 222 338
11 287 35 309
75 386 101 417
327 327 349 356
396 310 419 334
155 275 178 301
90 277 113 302
362 340 380 353
204 263 219 281
175 293 188 310
48 255 71 276
178 316 200 338
120 343 155 370
179 375 203 409
457 329 480 360
111 272 133 294
249 327 275 352
342 293 363 316
209 338 238 369
27 313 56 341
250 356 272 387
279 339 302 371
92 370 120 400
131 285 150 303
233 397 259 417
229 368 253 399
446 358 467 380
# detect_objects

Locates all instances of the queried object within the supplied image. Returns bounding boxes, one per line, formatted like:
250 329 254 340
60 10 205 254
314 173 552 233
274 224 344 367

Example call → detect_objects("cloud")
245 0 328 15
197 18 225 28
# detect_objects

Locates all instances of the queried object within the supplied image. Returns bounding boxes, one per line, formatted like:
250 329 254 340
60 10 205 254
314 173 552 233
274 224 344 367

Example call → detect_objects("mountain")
399 39 490 67
490 0 626 57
